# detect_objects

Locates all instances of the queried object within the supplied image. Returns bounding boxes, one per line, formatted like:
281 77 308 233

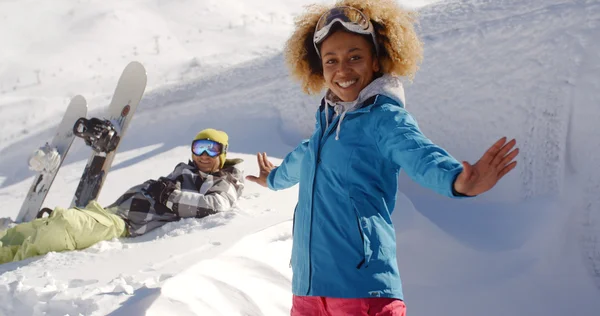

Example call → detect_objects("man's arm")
166 171 244 218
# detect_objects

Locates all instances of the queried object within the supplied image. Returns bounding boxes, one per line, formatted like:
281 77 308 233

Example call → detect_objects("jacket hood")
323 74 406 140
324 74 406 110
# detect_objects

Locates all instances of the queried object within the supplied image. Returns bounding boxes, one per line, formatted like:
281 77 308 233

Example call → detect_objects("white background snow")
1 0 599 315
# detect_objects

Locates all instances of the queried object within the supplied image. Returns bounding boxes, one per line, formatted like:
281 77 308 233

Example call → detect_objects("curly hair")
284 0 424 95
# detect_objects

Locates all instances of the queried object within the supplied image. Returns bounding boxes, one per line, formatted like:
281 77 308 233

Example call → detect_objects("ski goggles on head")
191 139 225 157
313 6 379 58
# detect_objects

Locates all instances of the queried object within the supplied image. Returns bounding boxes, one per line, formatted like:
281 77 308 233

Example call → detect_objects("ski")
16 95 88 223
70 61 147 208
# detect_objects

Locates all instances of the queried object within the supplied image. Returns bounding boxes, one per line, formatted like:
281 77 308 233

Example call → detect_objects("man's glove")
145 177 177 205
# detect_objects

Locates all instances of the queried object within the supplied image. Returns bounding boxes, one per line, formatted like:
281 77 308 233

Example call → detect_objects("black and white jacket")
108 159 244 236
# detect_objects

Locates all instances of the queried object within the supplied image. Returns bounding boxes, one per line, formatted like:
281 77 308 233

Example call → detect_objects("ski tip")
71 95 87 104
125 61 147 74
67 95 88 112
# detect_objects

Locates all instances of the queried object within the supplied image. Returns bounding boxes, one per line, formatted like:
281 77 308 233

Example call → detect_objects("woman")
246 1 519 315
1 129 244 264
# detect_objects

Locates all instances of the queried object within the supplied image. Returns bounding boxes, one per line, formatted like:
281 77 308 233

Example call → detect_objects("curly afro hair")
284 0 423 95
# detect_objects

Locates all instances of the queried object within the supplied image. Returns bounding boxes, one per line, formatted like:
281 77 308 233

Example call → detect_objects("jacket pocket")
290 204 298 268
350 193 397 269
350 197 371 269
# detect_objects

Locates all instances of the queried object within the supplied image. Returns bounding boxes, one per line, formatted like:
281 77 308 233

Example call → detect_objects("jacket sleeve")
161 162 188 182
374 105 466 198
267 139 309 191
166 168 245 218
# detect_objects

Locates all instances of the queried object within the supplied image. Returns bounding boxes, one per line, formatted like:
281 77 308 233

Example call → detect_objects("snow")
1 0 599 315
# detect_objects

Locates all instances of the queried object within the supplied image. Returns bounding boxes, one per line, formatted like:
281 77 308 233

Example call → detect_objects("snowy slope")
1 0 600 315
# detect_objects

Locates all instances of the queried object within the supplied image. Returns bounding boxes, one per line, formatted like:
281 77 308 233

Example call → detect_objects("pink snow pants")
291 296 406 316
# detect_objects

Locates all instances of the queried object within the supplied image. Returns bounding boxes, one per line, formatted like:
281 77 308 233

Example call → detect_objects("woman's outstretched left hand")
246 152 276 188
453 137 519 196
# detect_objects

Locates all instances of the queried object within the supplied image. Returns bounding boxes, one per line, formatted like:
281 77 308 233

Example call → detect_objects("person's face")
320 31 379 102
192 152 221 173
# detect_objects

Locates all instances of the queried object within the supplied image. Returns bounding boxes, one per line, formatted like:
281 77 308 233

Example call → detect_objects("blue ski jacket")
268 75 465 300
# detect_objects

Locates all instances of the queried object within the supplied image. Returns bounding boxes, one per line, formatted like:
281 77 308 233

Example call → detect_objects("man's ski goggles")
191 139 225 157
313 6 379 58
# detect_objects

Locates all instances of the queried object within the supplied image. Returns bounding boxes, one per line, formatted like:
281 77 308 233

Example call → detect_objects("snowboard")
16 95 88 223
70 61 147 208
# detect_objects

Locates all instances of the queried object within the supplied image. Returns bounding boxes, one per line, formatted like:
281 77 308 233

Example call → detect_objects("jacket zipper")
306 97 377 283
307 109 331 294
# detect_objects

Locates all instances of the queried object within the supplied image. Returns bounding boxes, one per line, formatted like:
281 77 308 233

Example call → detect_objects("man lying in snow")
0 128 244 264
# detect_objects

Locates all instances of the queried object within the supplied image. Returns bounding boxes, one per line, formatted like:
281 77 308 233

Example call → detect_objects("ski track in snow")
413 3 600 295
565 0 600 289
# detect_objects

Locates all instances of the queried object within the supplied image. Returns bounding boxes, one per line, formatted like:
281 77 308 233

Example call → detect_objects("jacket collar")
319 74 406 112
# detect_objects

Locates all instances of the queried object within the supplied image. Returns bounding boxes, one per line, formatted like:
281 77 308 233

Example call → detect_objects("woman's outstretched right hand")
245 152 276 188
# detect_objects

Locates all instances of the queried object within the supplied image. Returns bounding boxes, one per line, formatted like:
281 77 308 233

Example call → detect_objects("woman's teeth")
337 79 357 88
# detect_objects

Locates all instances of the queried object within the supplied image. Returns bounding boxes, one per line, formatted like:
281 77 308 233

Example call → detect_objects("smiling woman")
245 0 520 315
319 30 379 103
284 0 424 95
